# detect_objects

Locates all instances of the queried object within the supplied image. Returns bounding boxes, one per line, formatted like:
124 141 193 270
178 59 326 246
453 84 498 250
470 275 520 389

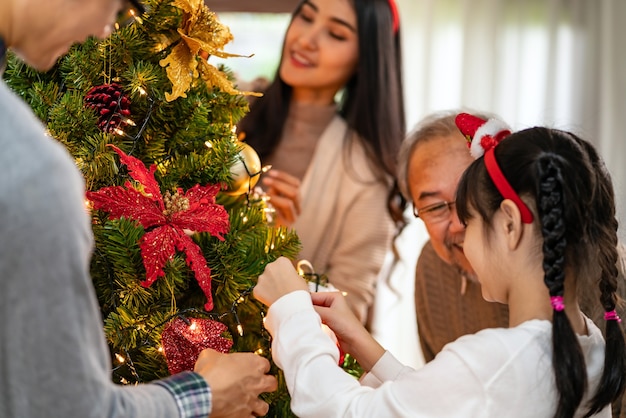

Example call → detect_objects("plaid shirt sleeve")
154 371 212 418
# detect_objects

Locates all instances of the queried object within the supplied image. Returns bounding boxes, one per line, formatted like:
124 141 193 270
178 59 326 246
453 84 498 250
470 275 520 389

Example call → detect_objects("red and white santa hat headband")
455 113 534 224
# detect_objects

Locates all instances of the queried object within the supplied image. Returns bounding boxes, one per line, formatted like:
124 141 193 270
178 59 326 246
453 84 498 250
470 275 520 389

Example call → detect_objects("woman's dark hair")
237 0 405 183
456 127 626 418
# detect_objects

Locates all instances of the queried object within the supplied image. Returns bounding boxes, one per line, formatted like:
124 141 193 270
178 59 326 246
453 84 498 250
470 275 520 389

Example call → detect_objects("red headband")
484 147 534 223
455 112 534 224
388 0 399 34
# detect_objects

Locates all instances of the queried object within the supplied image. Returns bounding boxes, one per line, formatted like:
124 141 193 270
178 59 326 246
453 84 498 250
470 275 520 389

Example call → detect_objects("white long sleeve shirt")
266 290 610 418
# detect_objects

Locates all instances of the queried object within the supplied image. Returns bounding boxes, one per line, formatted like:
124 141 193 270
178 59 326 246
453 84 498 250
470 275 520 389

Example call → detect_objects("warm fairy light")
255 348 264 355
115 22 120 31
204 141 213 149
138 86 147 96
237 296 245 304
123 117 137 127
261 165 272 173
342 291 348 297
115 353 126 364
242 216 248 223
189 321 198 331
113 128 125 136
120 377 129 385
157 346 164 353
84 199 93 211
237 324 244 336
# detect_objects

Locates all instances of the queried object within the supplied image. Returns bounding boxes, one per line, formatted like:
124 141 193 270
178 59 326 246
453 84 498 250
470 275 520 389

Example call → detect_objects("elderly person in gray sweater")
0 1 276 417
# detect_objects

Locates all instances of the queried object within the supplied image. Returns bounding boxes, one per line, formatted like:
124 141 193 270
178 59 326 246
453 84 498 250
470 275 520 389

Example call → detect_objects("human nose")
297 25 321 50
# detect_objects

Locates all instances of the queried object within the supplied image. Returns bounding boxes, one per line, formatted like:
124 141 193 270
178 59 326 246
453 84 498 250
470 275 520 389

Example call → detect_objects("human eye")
328 29 348 41
423 202 448 216
296 6 315 23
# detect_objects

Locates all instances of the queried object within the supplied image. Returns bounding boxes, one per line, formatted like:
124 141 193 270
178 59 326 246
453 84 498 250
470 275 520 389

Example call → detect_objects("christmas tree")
3 0 309 415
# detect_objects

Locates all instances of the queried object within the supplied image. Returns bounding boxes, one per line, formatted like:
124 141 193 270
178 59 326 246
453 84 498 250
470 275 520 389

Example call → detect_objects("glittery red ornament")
84 83 132 133
86 145 230 310
162 317 233 375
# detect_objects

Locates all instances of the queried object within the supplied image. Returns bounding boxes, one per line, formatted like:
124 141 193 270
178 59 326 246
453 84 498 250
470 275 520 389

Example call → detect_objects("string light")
122 117 137 127
204 141 213 149
112 288 263 384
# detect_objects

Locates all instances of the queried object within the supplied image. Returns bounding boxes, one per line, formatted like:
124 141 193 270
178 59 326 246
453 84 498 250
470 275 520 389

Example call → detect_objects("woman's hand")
262 170 301 227
254 257 309 306
311 292 385 371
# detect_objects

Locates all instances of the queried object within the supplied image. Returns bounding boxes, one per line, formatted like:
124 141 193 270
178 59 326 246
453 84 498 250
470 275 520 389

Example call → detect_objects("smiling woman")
237 0 405 323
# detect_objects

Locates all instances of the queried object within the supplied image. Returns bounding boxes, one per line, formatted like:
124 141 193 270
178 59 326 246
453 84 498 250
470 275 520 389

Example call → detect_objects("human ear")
499 199 523 251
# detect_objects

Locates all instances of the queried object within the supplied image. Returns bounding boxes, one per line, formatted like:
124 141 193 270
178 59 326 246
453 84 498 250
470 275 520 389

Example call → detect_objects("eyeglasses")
413 200 456 224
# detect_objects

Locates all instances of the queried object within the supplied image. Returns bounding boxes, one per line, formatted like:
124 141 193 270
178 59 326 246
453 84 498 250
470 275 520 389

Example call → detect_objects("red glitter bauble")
161 317 233 375
84 83 132 133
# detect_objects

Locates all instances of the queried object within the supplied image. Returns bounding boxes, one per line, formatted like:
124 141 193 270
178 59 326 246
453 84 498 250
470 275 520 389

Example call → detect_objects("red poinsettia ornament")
86 145 230 310
161 317 233 375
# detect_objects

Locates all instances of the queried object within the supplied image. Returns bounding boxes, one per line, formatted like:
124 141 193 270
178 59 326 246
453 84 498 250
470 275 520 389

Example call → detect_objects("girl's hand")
262 170 301 227
254 257 309 306
311 292 385 371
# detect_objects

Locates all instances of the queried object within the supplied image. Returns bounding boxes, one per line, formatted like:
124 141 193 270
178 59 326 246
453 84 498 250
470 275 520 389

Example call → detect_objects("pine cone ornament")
84 83 132 133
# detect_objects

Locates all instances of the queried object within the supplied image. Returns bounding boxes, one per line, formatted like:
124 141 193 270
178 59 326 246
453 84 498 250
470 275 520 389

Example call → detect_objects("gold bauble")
224 142 262 196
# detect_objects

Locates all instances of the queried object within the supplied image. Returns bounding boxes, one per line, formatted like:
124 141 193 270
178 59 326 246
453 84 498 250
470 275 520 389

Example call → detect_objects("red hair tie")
605 310 622 323
388 0 399 34
550 296 565 312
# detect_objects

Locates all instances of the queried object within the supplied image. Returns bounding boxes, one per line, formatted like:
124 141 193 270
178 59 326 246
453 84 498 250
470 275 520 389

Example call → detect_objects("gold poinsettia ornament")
158 0 261 102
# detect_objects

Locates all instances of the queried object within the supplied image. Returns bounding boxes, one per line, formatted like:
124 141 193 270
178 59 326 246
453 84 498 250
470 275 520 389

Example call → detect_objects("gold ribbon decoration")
159 0 261 102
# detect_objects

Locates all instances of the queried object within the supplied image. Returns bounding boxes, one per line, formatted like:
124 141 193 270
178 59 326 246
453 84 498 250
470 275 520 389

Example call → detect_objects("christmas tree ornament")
158 0 260 101
223 142 262 196
86 145 230 310
454 112 511 158
161 317 233 375
84 83 133 133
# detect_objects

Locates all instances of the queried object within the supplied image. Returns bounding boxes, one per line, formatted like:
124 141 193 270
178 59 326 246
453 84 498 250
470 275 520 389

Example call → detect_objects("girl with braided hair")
454 122 625 418
251 113 625 417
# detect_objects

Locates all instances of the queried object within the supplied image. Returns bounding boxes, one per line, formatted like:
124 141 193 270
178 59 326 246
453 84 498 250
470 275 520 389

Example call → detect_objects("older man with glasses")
396 110 509 362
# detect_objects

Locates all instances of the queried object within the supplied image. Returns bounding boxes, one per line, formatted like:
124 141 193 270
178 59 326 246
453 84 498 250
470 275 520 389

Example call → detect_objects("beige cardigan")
293 116 394 322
